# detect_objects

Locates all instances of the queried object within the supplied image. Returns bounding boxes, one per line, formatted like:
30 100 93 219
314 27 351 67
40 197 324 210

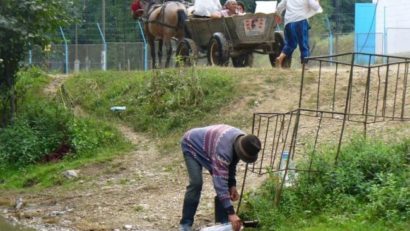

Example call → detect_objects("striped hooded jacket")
181 124 245 212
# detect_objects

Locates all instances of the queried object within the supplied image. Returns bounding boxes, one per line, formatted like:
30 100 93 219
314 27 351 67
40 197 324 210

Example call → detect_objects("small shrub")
68 117 123 155
242 138 410 230
0 119 43 167
0 102 71 167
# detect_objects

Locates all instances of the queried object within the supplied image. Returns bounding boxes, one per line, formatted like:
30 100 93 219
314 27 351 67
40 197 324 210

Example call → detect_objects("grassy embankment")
0 67 240 189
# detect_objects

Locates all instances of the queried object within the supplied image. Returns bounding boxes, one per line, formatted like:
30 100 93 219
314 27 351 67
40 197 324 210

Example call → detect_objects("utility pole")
333 0 340 54
102 0 105 37
74 24 80 72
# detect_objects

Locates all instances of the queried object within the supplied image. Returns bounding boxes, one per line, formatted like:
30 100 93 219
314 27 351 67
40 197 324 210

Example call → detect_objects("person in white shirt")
211 0 238 18
275 0 323 68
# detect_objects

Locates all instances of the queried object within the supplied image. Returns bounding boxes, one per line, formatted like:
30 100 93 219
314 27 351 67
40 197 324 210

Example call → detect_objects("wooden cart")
176 13 291 67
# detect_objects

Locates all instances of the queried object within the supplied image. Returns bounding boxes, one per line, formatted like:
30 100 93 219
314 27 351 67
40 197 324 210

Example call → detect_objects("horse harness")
143 1 182 31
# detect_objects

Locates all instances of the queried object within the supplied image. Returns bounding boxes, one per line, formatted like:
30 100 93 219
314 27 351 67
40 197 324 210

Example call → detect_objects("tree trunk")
0 59 19 127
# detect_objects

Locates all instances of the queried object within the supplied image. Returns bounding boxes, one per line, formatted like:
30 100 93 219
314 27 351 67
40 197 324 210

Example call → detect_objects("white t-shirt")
276 0 323 25
193 0 222 17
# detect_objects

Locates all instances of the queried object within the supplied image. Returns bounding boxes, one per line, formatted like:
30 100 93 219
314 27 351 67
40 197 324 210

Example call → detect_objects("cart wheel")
207 33 230 66
232 53 254 68
269 32 292 68
176 38 198 67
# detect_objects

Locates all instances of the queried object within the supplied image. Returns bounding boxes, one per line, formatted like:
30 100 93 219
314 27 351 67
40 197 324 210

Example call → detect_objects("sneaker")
179 224 192 231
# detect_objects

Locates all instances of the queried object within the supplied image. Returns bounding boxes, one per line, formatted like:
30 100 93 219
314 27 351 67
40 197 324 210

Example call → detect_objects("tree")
0 0 74 127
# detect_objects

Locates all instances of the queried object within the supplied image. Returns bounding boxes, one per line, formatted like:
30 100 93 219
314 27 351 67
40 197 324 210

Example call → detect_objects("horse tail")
176 9 191 39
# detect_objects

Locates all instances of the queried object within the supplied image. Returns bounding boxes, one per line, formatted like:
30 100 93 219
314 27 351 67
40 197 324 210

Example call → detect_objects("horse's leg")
164 39 173 68
148 36 156 69
157 39 164 68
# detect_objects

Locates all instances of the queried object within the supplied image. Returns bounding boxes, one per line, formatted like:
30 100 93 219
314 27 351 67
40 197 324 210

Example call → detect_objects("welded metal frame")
238 52 410 211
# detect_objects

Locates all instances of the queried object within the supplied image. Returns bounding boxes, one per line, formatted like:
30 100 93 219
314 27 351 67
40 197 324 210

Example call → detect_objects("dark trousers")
180 154 229 226
180 154 203 226
282 19 310 64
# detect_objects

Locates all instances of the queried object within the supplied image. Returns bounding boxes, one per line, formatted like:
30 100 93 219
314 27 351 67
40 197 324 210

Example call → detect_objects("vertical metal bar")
401 61 409 119
251 115 263 172
275 112 295 207
237 163 248 214
273 115 285 170
332 62 338 114
347 55 358 120
335 53 356 163
290 110 300 161
308 111 323 175
137 20 148 71
298 59 306 109
28 43 32 65
325 16 333 63
316 61 322 113
258 116 271 174
382 56 390 118
363 55 372 128
269 115 280 167
392 63 401 118
374 66 382 122
238 113 258 212
97 23 107 71
278 113 293 171
59 27 69 74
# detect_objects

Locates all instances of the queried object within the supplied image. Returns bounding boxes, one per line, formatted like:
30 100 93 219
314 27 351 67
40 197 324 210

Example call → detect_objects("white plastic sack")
255 1 277 14
193 0 222 17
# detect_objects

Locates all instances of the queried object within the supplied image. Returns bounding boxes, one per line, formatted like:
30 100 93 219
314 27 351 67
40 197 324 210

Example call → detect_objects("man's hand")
229 186 239 201
228 214 242 231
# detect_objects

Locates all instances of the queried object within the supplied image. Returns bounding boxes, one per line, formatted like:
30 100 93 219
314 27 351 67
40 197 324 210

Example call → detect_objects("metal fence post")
97 23 107 71
137 20 148 71
59 27 69 74
325 16 333 63
28 48 32 65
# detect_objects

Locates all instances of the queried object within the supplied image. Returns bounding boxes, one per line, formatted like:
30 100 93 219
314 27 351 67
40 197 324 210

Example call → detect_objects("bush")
0 119 43 167
242 138 410 230
68 117 124 155
0 102 71 167
0 68 128 170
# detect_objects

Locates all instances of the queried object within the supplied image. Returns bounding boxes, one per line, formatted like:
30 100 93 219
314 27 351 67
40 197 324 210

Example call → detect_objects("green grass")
277 215 409 231
64 68 238 136
0 144 131 190
241 137 410 231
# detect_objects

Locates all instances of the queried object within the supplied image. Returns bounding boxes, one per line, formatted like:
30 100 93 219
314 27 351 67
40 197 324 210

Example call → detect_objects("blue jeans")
283 19 310 64
180 153 203 226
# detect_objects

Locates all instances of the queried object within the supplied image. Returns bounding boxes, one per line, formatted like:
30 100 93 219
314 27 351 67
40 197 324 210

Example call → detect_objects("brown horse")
133 0 188 68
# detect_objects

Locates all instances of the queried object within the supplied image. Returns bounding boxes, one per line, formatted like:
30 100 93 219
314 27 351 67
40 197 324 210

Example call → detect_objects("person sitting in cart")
236 1 246 15
211 0 239 18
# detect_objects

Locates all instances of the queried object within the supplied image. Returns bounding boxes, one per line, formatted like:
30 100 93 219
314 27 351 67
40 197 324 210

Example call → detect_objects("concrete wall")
373 0 410 55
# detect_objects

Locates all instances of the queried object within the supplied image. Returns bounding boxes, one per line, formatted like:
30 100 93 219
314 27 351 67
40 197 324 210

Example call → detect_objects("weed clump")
242 137 410 230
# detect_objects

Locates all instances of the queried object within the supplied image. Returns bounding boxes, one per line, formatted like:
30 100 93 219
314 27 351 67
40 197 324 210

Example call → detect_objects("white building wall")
374 0 410 55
